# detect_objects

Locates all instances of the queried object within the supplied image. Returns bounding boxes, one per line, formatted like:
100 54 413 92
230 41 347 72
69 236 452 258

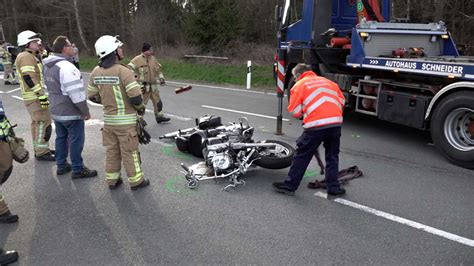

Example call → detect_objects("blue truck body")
275 0 474 168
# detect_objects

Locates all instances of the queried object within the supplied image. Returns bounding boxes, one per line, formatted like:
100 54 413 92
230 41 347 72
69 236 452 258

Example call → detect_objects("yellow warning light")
393 69 399 73
448 75 455 79
360 32 369 37
441 34 449 39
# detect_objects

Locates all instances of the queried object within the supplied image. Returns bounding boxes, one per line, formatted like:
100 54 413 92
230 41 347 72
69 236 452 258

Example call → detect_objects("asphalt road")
0 73 472 265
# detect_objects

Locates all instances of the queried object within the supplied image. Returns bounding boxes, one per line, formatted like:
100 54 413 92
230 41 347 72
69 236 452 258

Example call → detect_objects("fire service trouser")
25 100 52 156
102 124 145 187
142 84 165 118
2 63 16 84
0 141 13 215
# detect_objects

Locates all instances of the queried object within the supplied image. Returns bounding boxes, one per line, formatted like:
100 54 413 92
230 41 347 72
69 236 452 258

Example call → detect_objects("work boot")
108 178 123 190
327 187 346 196
72 167 98 179
0 249 18 265
131 179 150 190
0 211 19 223
272 182 295 196
56 164 72 175
4 81 11 85
35 151 55 161
155 116 170 124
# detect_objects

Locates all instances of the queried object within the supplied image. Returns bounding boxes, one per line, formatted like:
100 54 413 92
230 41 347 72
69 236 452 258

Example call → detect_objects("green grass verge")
80 57 275 89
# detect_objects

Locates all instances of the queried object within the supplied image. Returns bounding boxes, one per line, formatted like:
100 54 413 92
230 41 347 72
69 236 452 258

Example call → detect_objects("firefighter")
0 97 23 265
128 43 170 124
0 40 16 85
88 35 150 190
273 64 346 196
15 30 55 161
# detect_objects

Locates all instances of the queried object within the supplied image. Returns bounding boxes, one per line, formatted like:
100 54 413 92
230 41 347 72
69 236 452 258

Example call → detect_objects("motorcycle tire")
175 136 189 152
188 131 207 158
254 140 295 169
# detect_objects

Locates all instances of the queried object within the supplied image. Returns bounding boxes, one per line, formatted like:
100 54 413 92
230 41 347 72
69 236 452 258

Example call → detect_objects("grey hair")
291 64 313 79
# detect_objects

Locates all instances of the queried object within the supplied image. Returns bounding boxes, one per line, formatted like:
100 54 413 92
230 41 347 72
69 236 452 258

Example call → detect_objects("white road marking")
82 71 276 96
7 87 20 93
202 105 290 121
85 119 104 126
167 81 277 96
150 138 173 147
88 100 191 121
11 95 22 100
145 109 191 121
314 192 474 248
87 100 102 107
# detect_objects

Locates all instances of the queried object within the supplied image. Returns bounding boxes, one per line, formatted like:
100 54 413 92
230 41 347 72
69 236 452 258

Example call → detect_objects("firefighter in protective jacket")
0 97 20 265
15 30 55 161
128 43 170 124
0 40 17 85
88 35 150 190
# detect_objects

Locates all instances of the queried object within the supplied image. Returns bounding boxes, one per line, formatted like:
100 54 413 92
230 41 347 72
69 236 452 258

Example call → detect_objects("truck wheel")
431 91 474 169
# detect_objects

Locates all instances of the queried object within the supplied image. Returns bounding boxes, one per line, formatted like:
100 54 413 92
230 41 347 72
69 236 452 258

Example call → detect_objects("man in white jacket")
43 36 97 179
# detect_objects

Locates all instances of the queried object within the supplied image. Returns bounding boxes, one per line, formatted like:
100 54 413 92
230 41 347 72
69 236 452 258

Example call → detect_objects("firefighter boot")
108 178 123 190
155 116 170 124
35 151 55 161
0 211 18 224
0 248 19 265
131 179 150 190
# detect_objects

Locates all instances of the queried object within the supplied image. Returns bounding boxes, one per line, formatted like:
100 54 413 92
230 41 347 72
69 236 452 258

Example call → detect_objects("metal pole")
246 60 252 90
276 91 284 135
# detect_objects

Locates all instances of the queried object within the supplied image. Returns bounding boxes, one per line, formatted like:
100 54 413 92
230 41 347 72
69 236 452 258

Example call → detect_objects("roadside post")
246 60 252 90
275 50 285 135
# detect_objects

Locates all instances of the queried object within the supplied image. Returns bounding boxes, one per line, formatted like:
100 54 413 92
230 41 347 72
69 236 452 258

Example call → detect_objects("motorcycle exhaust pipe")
180 163 191 173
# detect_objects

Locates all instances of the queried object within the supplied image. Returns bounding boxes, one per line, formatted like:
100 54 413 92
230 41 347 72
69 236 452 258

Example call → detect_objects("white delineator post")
246 60 252 89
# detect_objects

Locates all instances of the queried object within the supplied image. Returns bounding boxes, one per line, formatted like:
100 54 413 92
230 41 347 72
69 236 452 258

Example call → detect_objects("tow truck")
274 0 474 169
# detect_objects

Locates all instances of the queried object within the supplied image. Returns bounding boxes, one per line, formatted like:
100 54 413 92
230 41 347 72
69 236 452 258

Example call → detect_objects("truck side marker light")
441 34 449 39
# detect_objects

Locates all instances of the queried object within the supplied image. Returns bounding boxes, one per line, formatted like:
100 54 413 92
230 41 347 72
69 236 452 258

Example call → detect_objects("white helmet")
94 35 123 59
17 30 42 46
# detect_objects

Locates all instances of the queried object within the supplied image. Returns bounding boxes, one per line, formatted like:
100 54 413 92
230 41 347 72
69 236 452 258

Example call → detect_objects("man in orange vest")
273 64 346 196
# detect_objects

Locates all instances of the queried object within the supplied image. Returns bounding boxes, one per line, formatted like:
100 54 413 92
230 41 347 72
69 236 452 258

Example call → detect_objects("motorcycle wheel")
254 140 295 169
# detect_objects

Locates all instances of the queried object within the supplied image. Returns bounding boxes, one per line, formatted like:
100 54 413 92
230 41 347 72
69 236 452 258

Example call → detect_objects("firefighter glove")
137 118 151 145
38 95 49 110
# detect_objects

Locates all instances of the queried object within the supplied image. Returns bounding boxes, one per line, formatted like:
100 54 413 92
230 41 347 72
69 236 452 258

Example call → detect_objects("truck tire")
431 91 474 169
254 140 295 169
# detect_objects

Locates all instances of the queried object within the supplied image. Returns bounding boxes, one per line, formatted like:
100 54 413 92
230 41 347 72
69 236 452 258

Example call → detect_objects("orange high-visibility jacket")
288 71 345 129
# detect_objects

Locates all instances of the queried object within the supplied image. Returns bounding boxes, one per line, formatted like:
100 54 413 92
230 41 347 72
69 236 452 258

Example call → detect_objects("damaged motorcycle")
160 115 295 191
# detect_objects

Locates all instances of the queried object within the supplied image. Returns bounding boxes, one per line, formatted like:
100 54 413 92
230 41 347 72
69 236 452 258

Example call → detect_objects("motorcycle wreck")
159 115 295 191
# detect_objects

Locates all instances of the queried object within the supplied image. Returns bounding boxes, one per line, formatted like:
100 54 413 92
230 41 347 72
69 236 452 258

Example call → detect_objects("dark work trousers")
284 126 342 192
54 120 85 173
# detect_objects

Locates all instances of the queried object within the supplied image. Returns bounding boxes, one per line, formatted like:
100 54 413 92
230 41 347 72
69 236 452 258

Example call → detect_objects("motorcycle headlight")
211 154 232 170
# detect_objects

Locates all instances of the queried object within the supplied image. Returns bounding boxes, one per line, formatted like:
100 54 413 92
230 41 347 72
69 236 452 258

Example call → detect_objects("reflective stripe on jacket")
88 64 142 126
288 71 345 129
